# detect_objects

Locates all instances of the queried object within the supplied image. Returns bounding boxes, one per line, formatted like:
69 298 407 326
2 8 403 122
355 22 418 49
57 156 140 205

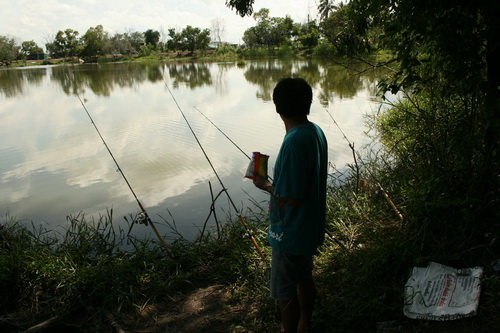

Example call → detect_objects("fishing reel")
135 212 149 226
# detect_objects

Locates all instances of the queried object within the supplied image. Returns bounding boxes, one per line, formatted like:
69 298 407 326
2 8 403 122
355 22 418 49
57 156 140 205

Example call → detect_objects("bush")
373 90 497 263
312 41 337 58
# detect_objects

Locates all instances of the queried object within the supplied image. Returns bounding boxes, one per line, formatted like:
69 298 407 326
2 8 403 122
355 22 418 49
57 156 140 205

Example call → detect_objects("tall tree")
0 36 19 61
320 2 370 56
211 18 226 46
179 26 211 53
144 29 160 48
46 29 80 58
21 41 44 59
80 25 110 57
167 28 182 51
242 9 295 48
296 20 320 53
318 0 339 22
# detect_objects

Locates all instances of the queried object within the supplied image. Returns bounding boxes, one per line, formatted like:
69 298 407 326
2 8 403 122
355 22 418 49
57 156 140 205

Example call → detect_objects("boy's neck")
281 115 309 133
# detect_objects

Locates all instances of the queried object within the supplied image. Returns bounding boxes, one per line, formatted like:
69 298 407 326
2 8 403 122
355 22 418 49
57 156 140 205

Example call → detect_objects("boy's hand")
253 173 273 193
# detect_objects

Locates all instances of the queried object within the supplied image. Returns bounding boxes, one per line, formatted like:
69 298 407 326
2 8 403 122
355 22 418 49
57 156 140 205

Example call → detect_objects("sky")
1 0 319 50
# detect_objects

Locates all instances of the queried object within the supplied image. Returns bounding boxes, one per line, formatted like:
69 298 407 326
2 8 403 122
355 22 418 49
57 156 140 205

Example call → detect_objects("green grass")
1 157 499 332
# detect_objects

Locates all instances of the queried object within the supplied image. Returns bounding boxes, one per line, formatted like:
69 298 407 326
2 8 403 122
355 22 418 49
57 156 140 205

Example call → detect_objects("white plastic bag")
403 262 483 321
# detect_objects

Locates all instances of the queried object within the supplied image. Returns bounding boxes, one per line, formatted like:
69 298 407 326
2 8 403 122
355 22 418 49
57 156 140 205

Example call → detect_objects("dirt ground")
122 284 254 333
2 284 498 332
2 284 262 333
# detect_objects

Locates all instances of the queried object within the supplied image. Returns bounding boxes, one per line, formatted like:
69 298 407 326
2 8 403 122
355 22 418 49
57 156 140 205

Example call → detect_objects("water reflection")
0 60 384 104
0 59 387 240
168 62 212 89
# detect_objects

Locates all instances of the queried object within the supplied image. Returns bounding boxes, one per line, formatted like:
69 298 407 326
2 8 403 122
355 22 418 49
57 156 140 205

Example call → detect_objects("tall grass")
0 207 272 331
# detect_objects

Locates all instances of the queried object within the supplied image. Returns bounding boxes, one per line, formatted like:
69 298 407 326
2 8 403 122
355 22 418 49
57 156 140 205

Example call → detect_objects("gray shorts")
270 249 313 300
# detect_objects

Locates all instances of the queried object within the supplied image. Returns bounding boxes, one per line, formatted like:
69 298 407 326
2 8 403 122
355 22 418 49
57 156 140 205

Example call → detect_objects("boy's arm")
253 174 303 208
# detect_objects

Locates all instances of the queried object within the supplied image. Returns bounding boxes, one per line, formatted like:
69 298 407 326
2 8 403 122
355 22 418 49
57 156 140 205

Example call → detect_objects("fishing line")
194 105 346 249
193 106 274 182
68 69 173 256
163 78 265 260
323 105 404 222
194 106 251 159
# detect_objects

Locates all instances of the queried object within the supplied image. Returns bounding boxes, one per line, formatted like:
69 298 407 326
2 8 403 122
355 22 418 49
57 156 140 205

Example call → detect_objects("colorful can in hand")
245 152 269 180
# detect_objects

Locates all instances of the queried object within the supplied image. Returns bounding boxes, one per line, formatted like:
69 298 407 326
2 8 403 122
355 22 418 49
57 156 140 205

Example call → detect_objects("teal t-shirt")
267 122 328 256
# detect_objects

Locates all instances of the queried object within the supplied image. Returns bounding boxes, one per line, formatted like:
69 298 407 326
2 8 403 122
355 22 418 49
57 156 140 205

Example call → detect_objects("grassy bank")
1 161 499 332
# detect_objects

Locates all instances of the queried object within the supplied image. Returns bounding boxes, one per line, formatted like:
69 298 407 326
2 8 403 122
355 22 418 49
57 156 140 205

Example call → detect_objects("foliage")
36 23 214 58
45 29 80 58
180 26 211 53
144 29 160 48
167 26 211 53
318 0 339 22
138 44 156 57
373 91 499 257
214 44 238 58
0 36 20 61
348 0 499 245
225 0 255 17
80 25 110 58
295 20 320 54
319 2 372 56
20 41 44 60
242 9 295 49
312 40 336 58
349 0 493 94
108 31 143 56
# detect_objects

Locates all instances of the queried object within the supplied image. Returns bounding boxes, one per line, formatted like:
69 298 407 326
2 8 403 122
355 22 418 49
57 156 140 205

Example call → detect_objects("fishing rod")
193 105 348 250
69 70 173 257
194 106 251 160
324 106 404 222
193 106 274 182
163 80 265 260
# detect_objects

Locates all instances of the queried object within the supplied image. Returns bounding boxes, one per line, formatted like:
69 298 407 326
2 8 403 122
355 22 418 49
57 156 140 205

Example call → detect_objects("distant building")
27 53 45 60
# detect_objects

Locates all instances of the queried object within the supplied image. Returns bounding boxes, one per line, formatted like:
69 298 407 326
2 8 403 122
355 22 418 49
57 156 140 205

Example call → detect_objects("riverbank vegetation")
0 2 373 65
1 159 498 332
1 0 499 331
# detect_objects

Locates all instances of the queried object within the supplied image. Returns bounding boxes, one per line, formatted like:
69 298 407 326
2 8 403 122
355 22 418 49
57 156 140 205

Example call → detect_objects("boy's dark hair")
272 78 313 118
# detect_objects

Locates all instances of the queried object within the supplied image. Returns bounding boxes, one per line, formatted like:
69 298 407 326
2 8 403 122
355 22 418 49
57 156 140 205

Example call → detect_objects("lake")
0 59 384 242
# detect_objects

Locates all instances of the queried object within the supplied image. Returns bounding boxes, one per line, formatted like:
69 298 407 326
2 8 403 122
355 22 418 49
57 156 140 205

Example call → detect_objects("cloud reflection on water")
0 60 388 239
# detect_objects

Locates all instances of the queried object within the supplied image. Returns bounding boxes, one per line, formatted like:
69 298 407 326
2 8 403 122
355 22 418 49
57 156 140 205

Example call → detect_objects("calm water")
0 59 384 241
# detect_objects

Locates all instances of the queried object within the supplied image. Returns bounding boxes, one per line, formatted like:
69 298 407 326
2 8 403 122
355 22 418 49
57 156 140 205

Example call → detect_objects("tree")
350 0 497 95
80 25 110 57
296 20 320 53
350 0 499 162
167 26 210 53
320 2 370 56
350 0 500 240
159 25 168 51
211 18 226 47
109 33 133 55
167 28 182 51
126 31 145 53
144 29 160 48
226 0 254 17
318 0 339 22
0 36 19 61
21 41 44 60
180 26 211 53
242 9 296 48
46 29 80 58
